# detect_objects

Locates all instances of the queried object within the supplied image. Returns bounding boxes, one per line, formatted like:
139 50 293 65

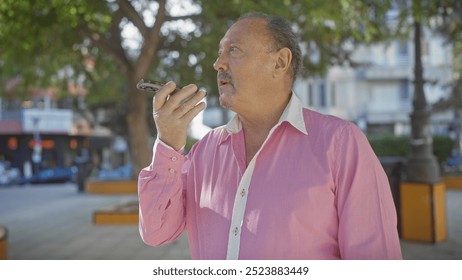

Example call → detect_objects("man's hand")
152 81 207 151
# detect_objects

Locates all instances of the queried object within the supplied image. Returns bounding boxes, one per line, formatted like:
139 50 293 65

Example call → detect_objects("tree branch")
109 8 126 50
165 14 202 22
117 0 149 38
78 26 131 76
133 0 167 78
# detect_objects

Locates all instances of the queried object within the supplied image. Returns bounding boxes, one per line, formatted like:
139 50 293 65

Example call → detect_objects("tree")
1 0 202 175
1 0 394 176
388 0 462 178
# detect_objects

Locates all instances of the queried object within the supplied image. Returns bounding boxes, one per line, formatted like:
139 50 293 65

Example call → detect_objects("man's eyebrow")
219 38 243 48
217 39 226 49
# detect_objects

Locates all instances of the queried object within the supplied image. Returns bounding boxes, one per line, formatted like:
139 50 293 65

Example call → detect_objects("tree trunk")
126 78 152 177
123 1 166 178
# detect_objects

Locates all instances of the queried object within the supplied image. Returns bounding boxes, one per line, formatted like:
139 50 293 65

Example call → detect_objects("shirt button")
240 189 246 197
169 168 175 174
233 227 239 236
171 156 177 162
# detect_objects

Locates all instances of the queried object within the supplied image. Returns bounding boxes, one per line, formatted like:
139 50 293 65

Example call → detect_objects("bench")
85 180 137 194
93 201 139 225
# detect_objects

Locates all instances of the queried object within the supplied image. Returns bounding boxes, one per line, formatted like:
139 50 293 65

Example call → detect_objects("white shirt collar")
224 92 308 135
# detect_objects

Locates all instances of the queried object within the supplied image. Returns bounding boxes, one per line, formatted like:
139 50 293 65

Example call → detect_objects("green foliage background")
369 135 454 164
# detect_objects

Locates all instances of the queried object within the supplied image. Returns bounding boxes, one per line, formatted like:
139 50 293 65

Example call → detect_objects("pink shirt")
138 93 402 260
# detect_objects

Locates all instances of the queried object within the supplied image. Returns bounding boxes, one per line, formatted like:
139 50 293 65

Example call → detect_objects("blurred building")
294 24 453 136
0 86 112 183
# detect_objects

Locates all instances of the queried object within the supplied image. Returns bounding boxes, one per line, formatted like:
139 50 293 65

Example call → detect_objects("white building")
294 25 454 136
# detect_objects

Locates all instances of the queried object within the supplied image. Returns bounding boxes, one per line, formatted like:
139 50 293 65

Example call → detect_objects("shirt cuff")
157 138 185 154
146 138 186 173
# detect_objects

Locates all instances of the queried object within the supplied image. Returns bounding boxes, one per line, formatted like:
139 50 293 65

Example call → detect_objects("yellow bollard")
443 176 462 190
400 182 447 243
0 226 7 260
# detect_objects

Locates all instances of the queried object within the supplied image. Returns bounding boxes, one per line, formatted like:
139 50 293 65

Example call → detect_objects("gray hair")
237 12 302 81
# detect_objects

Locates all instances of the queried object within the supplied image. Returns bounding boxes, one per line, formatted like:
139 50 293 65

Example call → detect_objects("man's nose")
213 54 227 72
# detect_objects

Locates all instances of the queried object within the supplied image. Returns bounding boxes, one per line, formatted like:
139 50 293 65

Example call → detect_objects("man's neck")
239 90 291 165
239 90 291 133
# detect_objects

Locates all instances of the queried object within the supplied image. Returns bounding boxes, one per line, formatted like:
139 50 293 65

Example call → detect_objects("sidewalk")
0 183 461 260
0 183 190 260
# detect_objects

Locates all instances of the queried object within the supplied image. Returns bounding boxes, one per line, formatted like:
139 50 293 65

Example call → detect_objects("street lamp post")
406 21 441 183
399 20 446 243
32 117 42 174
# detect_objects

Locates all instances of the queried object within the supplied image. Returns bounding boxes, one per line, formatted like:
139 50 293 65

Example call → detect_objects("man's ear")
274 47 292 77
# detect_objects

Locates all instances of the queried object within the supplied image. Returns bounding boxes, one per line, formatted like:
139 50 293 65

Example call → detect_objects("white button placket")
225 162 253 260
226 125 280 260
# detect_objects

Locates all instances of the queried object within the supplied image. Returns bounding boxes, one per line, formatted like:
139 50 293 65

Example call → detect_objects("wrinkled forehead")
218 18 270 48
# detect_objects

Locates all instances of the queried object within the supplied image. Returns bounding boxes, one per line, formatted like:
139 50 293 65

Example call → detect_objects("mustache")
217 72 232 83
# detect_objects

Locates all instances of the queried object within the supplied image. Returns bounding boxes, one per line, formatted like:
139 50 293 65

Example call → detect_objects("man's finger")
174 89 207 116
153 81 177 111
181 102 207 123
167 84 198 106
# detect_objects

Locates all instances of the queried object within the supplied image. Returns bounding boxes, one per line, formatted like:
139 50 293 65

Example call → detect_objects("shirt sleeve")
334 123 402 259
138 139 187 246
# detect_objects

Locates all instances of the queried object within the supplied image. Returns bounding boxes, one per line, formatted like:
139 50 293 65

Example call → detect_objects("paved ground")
0 182 461 260
0 183 190 260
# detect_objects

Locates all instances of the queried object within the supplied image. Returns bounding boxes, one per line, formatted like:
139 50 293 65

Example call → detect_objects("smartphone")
137 79 206 103
136 79 176 93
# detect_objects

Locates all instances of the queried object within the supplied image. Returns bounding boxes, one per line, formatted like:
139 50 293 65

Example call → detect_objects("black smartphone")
137 79 205 103
136 79 174 93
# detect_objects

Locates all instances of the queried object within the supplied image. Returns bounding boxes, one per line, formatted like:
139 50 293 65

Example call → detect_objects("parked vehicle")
0 161 20 186
20 166 77 185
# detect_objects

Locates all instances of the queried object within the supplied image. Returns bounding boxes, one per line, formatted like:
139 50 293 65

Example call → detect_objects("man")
138 12 402 260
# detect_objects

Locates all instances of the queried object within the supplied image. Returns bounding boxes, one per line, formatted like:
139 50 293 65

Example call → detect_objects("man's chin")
219 93 235 109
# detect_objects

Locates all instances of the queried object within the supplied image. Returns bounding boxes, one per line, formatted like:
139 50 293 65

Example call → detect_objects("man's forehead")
218 18 268 47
